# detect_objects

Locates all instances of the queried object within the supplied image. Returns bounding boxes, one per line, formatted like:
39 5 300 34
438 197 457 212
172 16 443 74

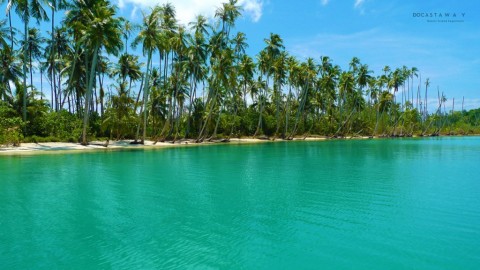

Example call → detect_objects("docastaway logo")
412 12 466 23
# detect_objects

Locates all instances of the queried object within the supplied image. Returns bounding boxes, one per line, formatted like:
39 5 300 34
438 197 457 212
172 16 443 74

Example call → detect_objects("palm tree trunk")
274 84 281 139
185 75 196 138
141 51 153 143
22 20 28 128
284 85 292 138
98 72 104 115
374 109 381 136
290 83 309 139
197 90 217 142
209 110 222 141
51 8 56 110
82 45 100 145
253 96 264 137
8 11 13 49
228 99 239 139
29 50 34 94
40 68 43 100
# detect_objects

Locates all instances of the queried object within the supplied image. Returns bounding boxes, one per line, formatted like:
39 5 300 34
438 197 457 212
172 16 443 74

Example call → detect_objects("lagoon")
1 137 479 269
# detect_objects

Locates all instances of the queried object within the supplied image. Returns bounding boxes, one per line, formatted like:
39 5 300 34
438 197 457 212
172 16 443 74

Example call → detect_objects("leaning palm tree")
376 90 393 135
78 0 123 145
289 58 316 139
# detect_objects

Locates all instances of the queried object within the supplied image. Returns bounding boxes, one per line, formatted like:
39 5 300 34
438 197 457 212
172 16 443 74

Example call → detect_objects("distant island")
1 0 479 147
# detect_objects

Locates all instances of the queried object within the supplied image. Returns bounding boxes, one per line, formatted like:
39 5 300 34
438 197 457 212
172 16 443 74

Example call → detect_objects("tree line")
1 0 479 146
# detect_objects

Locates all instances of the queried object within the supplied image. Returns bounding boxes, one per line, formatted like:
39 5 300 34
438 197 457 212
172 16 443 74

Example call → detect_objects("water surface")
1 137 479 269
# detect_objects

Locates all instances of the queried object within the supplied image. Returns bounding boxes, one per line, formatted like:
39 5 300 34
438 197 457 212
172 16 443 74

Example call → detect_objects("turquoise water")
1 137 479 269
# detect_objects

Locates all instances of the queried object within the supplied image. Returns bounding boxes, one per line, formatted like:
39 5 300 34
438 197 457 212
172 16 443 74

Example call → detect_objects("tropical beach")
1 1 479 146
1 0 480 269
0 137 310 155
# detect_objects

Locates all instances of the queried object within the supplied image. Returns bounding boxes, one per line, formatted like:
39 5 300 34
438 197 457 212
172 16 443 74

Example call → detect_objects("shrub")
0 104 23 146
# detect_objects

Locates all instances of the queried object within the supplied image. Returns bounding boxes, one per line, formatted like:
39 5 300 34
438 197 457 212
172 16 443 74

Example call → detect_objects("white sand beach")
0 137 331 155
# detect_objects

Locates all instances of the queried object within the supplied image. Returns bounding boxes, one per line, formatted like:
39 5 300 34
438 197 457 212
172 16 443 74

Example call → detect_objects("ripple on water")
1 138 480 269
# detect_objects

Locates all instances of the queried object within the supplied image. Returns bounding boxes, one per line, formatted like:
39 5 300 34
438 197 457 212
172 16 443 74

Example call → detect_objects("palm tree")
168 25 189 141
262 33 285 138
335 71 355 136
272 50 287 138
20 27 45 97
47 0 67 108
207 47 235 141
189 14 210 38
356 63 372 102
1 0 15 49
0 19 12 49
424 77 430 120
95 54 111 115
238 54 255 107
290 58 316 138
253 50 269 137
7 0 48 125
185 32 208 138
376 90 393 135
410 67 418 106
119 17 135 54
318 58 339 134
44 26 70 110
0 46 22 102
421 77 430 134
284 55 299 137
215 0 242 39
78 0 123 145
132 6 161 143
113 53 142 97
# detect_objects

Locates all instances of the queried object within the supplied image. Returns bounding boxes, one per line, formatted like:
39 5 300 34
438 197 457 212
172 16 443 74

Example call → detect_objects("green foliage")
0 103 23 146
1 0 479 144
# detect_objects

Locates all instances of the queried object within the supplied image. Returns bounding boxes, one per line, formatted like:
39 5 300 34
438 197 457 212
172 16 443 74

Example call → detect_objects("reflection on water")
1 137 479 269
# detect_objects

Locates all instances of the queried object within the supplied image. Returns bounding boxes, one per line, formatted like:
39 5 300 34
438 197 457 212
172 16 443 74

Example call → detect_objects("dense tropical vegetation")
1 0 479 146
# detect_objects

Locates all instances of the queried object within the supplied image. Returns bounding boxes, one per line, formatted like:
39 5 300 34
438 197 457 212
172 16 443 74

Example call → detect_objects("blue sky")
2 0 480 110
233 0 480 110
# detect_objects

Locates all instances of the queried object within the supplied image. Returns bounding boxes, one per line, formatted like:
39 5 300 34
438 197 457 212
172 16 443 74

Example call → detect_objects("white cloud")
117 0 263 25
118 0 125 9
242 0 263 22
354 0 365 8
130 6 138 21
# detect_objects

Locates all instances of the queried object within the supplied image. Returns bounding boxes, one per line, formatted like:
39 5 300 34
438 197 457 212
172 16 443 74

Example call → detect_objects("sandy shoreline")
2 134 476 155
0 137 332 156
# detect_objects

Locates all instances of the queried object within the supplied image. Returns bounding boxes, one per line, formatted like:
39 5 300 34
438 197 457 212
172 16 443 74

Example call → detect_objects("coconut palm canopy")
0 0 479 145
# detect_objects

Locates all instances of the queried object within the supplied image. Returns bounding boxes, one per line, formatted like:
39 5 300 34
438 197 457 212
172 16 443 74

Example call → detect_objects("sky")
2 0 480 110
